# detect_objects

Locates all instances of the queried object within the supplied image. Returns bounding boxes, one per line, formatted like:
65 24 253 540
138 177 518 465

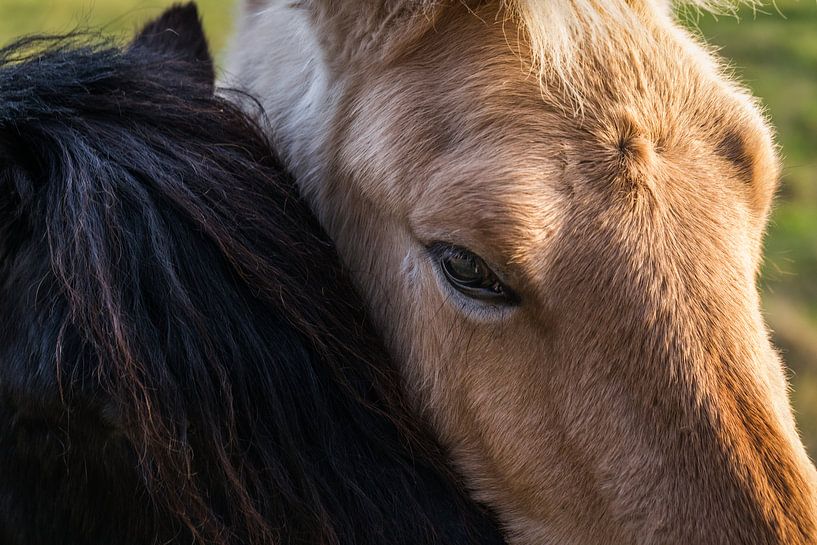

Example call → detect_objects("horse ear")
131 3 214 86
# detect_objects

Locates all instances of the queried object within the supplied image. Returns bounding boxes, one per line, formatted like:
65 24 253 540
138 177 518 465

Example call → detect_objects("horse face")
228 1 817 543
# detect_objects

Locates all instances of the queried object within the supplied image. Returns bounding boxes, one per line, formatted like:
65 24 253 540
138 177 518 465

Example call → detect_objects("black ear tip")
131 2 213 84
136 2 203 39
132 2 208 57
157 2 199 28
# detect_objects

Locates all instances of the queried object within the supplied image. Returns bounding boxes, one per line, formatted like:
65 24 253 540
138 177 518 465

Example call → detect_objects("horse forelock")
304 0 760 110
501 0 762 111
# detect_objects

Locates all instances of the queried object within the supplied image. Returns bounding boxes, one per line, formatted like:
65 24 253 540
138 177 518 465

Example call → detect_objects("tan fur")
225 1 817 543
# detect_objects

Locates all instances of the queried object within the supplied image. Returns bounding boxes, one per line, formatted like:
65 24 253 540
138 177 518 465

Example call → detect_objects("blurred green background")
0 1 234 53
2 1 815 455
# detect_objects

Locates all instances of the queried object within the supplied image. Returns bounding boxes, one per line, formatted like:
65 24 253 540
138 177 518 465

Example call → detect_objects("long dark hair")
0 5 504 544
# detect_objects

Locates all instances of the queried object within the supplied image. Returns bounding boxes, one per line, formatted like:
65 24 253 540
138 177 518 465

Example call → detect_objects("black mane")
0 5 504 544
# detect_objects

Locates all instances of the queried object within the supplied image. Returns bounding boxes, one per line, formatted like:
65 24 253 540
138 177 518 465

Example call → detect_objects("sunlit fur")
0 5 506 544
226 1 817 544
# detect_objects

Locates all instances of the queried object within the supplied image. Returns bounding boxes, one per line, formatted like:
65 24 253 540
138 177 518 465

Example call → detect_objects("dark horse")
0 5 504 544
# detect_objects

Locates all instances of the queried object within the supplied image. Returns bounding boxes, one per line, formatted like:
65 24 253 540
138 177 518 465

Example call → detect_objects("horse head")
226 1 817 543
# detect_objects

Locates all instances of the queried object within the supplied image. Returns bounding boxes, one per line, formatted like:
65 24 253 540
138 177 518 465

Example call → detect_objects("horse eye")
430 243 518 305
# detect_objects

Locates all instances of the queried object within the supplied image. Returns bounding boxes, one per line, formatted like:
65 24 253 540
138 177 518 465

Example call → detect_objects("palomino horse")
0 5 504 544
226 1 817 543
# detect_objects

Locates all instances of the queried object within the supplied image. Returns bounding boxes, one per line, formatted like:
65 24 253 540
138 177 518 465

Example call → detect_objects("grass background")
2 1 815 455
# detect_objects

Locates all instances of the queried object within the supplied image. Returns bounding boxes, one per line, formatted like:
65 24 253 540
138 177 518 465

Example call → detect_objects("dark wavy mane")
0 5 503 544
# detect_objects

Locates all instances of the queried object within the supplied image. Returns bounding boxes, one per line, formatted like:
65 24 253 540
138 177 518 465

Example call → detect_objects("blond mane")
503 0 759 107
